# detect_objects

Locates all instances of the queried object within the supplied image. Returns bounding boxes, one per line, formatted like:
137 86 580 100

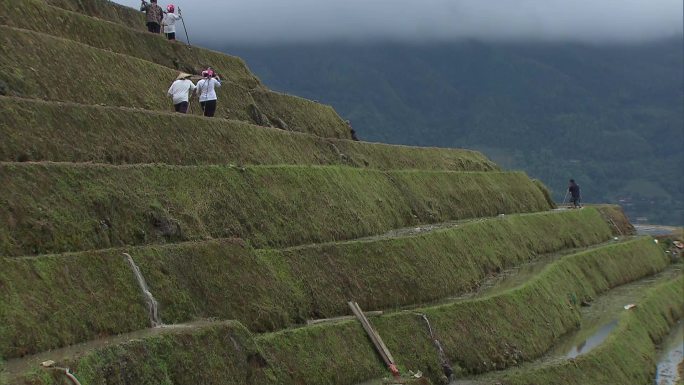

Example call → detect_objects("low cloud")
116 0 683 44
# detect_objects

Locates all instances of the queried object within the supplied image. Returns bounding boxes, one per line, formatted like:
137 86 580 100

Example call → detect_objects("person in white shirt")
167 73 196 113
162 4 182 41
195 69 222 117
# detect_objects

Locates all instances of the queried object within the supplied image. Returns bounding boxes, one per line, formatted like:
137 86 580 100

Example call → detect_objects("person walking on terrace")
568 179 582 208
195 69 222 117
162 4 182 41
167 73 196 113
140 0 164 34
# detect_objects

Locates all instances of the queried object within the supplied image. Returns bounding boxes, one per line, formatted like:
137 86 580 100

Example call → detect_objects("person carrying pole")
195 69 221 117
167 73 196 113
140 0 164 34
162 4 182 41
568 179 582 208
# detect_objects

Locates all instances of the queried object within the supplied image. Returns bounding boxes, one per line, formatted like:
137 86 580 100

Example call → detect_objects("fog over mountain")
113 0 682 44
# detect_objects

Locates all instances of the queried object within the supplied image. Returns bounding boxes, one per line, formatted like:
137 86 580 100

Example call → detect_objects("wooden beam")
348 301 396 367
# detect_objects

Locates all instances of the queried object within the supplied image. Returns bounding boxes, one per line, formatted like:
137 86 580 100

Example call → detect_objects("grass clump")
594 204 637 236
500 274 683 385
0 163 551 256
0 97 497 170
0 251 148 358
0 26 349 138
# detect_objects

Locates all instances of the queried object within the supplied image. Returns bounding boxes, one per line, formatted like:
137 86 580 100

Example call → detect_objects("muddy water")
655 321 684 385
542 267 681 362
4 321 219 380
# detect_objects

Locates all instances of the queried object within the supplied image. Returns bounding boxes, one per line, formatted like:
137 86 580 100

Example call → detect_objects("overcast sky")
115 0 683 44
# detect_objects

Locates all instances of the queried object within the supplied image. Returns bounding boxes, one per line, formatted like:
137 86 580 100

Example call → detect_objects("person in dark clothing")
140 0 163 34
568 179 582 208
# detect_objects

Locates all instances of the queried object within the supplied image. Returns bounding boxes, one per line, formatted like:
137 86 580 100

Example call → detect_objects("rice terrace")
0 0 682 384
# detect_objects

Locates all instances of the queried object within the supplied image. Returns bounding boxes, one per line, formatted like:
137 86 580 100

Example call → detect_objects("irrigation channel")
655 321 684 385
447 265 683 385
355 264 682 385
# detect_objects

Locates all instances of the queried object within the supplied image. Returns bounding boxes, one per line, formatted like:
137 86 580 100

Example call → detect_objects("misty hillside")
223 39 684 225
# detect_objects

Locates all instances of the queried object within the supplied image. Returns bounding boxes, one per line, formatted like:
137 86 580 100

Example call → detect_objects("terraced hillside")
1 1 682 385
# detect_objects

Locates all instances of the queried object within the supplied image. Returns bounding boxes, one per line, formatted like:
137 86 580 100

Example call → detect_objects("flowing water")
123 253 162 327
655 321 684 385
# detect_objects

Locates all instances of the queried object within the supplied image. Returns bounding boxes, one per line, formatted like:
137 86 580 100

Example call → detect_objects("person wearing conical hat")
167 73 195 113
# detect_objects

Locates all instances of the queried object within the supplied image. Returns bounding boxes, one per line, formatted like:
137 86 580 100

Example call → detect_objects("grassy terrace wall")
0 163 551 256
0 97 497 170
501 274 684 385
1 0 260 89
45 0 145 32
0 26 350 138
17 321 273 385
10 238 668 385
259 237 668 384
0 209 610 358
263 209 613 318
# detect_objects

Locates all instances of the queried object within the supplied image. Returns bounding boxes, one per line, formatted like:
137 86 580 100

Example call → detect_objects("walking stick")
178 7 191 46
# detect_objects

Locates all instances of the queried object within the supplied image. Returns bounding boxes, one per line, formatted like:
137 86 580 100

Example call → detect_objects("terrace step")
476 270 684 385
6 237 671 385
0 96 497 171
0 162 551 257
0 208 615 358
0 25 350 138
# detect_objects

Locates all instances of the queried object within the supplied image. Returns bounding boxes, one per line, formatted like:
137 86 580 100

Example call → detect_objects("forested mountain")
220 39 684 225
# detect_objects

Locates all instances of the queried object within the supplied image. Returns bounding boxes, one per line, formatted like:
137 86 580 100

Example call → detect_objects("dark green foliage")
0 97 497 170
0 163 551 256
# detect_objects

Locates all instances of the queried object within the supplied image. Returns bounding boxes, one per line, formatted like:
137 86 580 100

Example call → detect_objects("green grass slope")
0 25 350 138
501 274 683 385
0 209 610 358
45 0 145 32
10 238 668 385
0 252 148 358
17 321 272 385
0 163 551 256
259 237 669 384
0 97 496 170
1 0 260 90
